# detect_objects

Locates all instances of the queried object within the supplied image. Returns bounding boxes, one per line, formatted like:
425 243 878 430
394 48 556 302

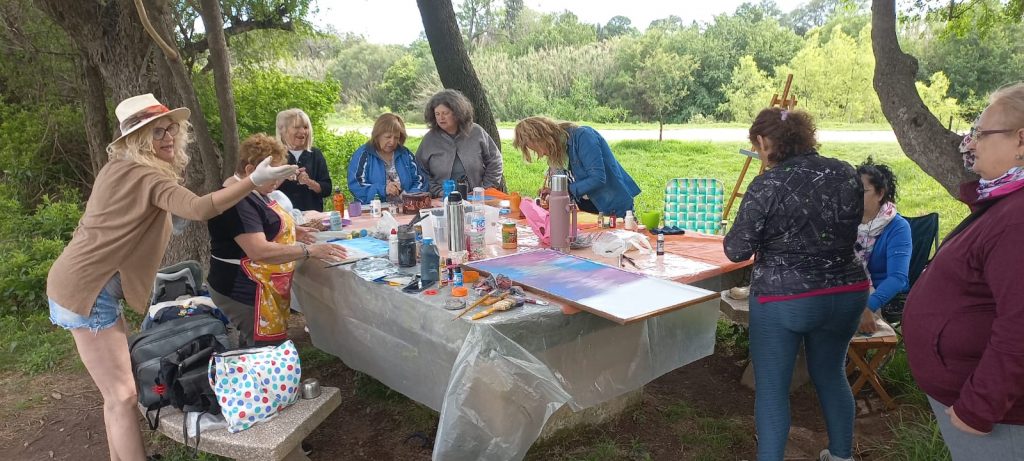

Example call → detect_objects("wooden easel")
722 74 799 223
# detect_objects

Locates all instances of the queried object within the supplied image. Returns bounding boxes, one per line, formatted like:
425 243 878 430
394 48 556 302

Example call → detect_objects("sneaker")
301 441 313 456
819 448 854 461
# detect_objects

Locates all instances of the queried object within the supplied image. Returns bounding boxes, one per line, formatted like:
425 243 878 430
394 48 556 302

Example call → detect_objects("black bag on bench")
129 307 229 427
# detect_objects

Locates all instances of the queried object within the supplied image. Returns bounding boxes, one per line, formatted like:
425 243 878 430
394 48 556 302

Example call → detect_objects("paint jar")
501 222 518 250
349 200 362 217
330 211 343 231
398 226 417 268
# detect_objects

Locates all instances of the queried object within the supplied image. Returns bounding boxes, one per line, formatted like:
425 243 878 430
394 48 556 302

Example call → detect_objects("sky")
311 0 808 45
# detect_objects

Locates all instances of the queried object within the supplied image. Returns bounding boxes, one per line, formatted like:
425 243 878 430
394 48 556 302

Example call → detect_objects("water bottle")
446 191 468 263
420 238 440 283
548 174 571 252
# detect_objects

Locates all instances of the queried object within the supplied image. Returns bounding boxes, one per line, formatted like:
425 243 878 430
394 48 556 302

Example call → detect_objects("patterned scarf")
856 201 897 267
977 166 1024 201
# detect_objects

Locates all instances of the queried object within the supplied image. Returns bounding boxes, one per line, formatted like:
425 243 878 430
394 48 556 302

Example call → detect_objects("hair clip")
780 110 789 121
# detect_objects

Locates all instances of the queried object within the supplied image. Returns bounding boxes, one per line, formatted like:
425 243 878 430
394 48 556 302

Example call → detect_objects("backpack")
128 306 229 428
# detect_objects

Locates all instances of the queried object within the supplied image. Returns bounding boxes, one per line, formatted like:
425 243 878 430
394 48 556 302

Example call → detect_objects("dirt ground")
0 315 898 461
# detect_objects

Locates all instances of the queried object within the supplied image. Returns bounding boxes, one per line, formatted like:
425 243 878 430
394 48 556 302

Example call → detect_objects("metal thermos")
548 175 571 252
446 191 466 252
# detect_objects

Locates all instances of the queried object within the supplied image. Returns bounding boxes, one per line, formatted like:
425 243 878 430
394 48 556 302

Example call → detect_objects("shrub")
318 130 369 207
0 187 82 315
194 68 342 148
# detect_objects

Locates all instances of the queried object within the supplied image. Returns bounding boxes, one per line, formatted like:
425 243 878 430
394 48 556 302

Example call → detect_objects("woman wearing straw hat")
45 94 299 460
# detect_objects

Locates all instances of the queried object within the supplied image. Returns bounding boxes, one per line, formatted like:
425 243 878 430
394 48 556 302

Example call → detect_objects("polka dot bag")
208 340 302 433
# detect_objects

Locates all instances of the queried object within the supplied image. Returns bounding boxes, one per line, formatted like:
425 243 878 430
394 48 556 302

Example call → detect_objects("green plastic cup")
640 211 662 231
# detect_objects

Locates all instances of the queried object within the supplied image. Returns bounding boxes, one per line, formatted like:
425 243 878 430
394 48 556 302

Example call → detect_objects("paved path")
336 126 897 143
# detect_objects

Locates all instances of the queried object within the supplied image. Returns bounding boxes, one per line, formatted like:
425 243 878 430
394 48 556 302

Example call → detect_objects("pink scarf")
977 167 1024 201
856 201 897 267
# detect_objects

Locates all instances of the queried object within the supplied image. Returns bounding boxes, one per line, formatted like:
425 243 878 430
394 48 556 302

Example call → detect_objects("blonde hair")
236 133 287 175
371 113 408 152
989 82 1024 129
106 119 191 180
512 116 577 168
275 108 314 151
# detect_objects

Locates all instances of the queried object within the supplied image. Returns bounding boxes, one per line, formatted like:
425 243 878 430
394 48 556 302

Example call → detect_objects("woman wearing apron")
207 134 346 347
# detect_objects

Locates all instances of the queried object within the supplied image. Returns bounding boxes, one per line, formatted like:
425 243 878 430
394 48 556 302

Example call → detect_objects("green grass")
868 407 952 461
327 115 893 132
665 402 750 461
0 312 79 375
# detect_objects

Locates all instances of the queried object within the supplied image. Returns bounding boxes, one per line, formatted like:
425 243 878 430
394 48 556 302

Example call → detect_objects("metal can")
501 222 518 249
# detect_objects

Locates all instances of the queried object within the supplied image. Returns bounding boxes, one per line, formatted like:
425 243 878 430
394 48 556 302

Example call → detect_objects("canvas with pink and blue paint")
466 249 717 324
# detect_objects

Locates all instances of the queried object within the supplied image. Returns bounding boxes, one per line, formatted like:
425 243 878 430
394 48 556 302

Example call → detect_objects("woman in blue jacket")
855 158 911 333
513 116 640 217
347 113 427 204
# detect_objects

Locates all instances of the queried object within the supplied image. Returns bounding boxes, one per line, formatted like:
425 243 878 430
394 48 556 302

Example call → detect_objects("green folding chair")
663 178 725 234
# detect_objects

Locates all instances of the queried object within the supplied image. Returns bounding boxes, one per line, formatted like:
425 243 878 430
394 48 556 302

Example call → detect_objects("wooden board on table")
465 249 718 324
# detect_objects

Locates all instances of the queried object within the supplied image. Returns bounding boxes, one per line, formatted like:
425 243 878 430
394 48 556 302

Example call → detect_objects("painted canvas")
465 249 718 324
327 236 390 263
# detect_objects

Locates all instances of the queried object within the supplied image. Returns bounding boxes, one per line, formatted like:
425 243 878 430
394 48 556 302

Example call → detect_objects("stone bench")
145 386 341 461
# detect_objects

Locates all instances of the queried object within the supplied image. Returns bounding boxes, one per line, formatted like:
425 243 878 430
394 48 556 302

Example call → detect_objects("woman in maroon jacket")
903 82 1024 459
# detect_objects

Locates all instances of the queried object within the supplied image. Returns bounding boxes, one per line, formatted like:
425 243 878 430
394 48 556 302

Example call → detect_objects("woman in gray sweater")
415 89 504 197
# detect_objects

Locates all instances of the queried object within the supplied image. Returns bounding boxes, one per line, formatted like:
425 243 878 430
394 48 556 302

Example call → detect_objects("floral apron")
239 198 296 343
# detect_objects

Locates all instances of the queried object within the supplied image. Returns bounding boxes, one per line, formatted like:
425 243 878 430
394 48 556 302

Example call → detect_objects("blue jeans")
49 275 124 333
749 290 867 461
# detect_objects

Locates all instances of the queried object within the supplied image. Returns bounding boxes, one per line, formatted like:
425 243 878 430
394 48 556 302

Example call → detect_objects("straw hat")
110 94 190 146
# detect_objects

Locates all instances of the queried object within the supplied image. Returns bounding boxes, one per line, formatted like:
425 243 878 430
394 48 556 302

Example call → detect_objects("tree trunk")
199 0 239 180
36 0 222 268
79 51 110 180
416 0 501 149
871 0 974 197
659 120 664 142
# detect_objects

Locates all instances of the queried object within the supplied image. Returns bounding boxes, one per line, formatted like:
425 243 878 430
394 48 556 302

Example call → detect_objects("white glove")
250 156 298 186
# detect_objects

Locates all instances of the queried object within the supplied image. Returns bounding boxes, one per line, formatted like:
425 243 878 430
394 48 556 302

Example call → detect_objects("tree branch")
132 0 179 61
179 18 295 59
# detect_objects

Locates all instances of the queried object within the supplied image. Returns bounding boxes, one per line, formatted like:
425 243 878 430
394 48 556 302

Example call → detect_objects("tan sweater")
47 159 226 315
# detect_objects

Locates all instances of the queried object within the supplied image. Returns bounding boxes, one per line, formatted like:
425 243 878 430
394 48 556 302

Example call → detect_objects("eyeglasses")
968 126 1016 142
153 123 180 140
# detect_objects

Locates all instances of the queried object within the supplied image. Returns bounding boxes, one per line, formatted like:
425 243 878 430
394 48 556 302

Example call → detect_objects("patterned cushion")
663 178 724 234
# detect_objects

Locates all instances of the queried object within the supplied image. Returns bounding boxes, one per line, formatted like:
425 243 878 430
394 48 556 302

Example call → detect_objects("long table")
292 214 751 461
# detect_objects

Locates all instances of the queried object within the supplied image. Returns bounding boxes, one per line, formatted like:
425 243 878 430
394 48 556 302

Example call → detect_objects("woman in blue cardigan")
513 116 640 217
347 113 428 204
855 158 912 333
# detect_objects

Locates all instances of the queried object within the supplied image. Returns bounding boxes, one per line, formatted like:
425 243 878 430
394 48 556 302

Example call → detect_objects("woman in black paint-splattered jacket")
723 107 868 461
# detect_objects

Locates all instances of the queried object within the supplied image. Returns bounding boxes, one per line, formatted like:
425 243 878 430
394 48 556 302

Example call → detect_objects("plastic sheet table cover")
292 259 722 461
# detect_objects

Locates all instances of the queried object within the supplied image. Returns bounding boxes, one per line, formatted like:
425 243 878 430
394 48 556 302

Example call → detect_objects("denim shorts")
49 276 124 332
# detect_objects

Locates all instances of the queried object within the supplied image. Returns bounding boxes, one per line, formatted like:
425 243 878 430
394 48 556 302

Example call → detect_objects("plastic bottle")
370 194 382 218
624 210 637 231
420 238 440 284
388 228 399 264
656 233 665 256
466 209 486 260
609 213 617 229
453 267 463 288
498 200 511 221
332 187 345 216
548 174 571 252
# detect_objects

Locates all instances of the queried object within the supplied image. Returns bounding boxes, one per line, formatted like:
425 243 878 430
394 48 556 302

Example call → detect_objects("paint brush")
452 289 497 321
